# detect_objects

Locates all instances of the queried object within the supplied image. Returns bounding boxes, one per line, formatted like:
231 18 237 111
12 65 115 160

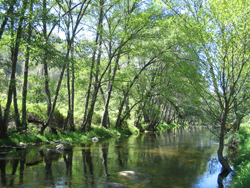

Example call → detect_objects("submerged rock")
106 182 126 187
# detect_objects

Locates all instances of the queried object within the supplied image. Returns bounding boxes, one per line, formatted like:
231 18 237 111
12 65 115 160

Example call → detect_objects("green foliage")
128 125 140 135
231 123 250 187
156 123 176 131
26 103 47 121
7 132 43 145
27 75 45 103
53 108 65 128
232 161 250 188
92 112 102 125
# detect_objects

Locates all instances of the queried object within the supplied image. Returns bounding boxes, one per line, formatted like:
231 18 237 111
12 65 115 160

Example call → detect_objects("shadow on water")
0 127 233 187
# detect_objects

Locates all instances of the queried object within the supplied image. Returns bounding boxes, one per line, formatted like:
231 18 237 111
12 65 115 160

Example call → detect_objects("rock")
106 182 126 187
91 137 99 142
55 144 64 150
19 142 25 146
59 141 67 144
119 171 136 176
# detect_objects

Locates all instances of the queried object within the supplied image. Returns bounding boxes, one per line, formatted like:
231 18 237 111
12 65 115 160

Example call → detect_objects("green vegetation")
229 121 250 187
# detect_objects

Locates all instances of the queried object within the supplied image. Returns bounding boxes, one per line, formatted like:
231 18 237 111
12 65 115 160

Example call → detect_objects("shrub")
232 161 250 188
92 112 102 125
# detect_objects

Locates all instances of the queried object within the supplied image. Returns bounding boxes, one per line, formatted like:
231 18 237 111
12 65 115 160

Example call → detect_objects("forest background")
1 0 250 179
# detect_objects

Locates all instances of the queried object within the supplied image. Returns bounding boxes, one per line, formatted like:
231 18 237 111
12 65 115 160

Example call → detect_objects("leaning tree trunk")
101 49 121 128
218 112 232 172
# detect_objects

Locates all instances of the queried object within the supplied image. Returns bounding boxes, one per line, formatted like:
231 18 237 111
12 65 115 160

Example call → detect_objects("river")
0 127 233 187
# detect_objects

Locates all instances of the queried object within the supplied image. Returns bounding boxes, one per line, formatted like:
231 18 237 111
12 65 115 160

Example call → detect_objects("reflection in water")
101 143 109 178
0 154 6 186
63 148 73 186
82 143 95 187
0 127 232 187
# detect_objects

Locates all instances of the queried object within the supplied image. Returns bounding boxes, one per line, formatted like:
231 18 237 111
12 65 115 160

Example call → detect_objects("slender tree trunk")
101 50 121 128
82 0 104 131
82 51 95 129
1 0 27 138
13 86 22 130
115 93 128 128
40 0 53 134
22 1 33 130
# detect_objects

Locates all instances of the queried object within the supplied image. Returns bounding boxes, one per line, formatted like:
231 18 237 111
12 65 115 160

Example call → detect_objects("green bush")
232 161 250 188
92 112 102 125
231 123 250 187
157 123 176 131
26 103 47 122
128 125 140 135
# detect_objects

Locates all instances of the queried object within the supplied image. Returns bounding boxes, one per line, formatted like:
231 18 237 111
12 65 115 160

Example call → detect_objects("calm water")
0 127 233 188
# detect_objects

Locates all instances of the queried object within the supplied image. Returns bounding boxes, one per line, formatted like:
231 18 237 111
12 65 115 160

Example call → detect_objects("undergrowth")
230 122 250 188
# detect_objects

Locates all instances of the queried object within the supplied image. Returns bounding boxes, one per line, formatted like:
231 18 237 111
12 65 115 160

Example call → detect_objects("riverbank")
229 122 250 187
0 123 181 146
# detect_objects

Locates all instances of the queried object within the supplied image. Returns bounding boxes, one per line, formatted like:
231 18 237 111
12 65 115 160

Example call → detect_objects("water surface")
0 127 232 187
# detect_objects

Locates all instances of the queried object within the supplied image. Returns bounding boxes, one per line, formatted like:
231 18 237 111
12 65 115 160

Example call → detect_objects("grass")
230 122 250 188
0 124 138 146
0 122 180 146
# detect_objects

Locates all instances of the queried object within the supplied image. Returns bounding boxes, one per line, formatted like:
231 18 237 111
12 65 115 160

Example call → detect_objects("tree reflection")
9 158 19 186
82 144 95 187
116 139 129 167
63 148 73 186
19 151 26 185
45 151 54 184
101 143 109 178
0 155 7 186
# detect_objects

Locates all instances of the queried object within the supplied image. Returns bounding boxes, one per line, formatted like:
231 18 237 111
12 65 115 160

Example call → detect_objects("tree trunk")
40 0 53 134
13 86 22 130
70 46 75 131
22 1 32 130
82 0 104 131
101 49 121 128
115 93 128 128
1 1 27 138
218 112 232 172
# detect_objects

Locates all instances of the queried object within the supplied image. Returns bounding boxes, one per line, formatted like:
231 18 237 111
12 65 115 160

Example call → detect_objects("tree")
0 0 28 138
40 0 92 134
164 0 250 171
